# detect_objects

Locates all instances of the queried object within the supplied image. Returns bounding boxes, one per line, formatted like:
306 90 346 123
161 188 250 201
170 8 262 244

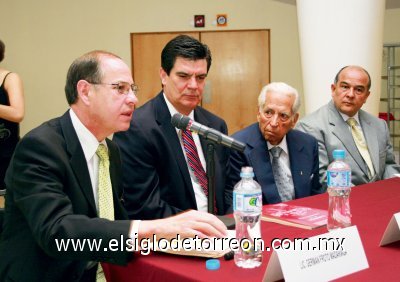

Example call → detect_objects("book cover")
262 203 327 230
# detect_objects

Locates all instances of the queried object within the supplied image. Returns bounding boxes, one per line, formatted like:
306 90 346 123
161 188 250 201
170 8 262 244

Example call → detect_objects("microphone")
171 113 246 152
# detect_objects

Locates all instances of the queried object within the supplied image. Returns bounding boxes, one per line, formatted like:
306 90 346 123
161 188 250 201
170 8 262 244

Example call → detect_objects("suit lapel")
60 111 97 214
194 108 212 155
359 110 379 172
287 131 304 197
328 102 369 176
154 94 197 206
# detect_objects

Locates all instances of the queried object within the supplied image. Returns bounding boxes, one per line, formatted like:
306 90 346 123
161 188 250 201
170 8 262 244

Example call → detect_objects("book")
261 203 327 230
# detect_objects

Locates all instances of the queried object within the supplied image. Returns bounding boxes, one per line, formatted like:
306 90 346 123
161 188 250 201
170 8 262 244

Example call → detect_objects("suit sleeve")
7 133 132 264
113 120 182 219
381 120 400 178
311 136 324 194
296 120 329 190
220 121 233 213
226 147 248 196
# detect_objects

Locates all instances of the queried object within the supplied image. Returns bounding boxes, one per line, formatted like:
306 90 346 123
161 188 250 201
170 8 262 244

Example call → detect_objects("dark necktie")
181 129 208 196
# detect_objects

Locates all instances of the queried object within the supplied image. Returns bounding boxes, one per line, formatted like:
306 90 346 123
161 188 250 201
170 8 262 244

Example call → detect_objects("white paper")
379 212 400 246
264 226 369 282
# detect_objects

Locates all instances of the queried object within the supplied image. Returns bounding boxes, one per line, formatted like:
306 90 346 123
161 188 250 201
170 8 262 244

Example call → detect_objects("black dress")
0 72 20 189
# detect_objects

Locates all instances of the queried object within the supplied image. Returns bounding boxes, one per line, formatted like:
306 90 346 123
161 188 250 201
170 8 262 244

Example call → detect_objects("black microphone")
171 113 246 152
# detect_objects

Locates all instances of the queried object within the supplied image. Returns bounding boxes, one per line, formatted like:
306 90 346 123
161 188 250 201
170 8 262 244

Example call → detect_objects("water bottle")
326 149 352 231
233 166 263 268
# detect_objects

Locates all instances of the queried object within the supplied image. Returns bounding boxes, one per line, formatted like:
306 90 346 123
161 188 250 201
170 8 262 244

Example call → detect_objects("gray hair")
258 82 301 114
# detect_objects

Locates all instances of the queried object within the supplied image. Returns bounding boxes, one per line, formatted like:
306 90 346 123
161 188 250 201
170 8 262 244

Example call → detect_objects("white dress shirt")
70 109 107 211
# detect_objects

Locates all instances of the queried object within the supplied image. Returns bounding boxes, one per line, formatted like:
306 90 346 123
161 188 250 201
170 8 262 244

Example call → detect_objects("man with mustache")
114 35 231 219
297 65 400 189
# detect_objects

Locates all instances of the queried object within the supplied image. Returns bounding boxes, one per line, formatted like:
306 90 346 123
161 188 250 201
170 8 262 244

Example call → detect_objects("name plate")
263 226 369 282
379 212 400 246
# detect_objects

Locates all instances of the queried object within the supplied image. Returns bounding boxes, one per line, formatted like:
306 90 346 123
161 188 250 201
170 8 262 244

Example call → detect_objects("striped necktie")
181 129 208 196
96 144 114 282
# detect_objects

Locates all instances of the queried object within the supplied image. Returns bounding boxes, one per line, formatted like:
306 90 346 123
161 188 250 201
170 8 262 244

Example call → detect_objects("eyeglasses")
90 81 139 96
259 109 292 122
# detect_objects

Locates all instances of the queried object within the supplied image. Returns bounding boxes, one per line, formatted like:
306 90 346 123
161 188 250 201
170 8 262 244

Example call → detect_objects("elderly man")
114 35 231 219
0 50 226 282
227 82 321 204
297 65 400 188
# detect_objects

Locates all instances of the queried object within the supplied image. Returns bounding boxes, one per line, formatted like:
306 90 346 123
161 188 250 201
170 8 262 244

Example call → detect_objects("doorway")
130 30 270 134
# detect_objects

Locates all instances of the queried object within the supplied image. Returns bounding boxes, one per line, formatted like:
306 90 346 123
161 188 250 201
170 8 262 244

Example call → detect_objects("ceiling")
273 0 400 9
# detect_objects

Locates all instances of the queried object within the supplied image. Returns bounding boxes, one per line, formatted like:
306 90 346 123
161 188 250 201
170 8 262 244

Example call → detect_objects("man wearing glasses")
227 82 322 204
114 35 231 219
0 50 227 281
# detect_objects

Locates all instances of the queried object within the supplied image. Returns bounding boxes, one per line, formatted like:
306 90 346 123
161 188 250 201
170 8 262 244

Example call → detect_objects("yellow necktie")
96 144 114 282
346 118 375 178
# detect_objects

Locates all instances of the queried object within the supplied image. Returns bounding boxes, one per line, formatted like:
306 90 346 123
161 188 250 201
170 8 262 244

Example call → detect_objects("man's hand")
138 210 227 241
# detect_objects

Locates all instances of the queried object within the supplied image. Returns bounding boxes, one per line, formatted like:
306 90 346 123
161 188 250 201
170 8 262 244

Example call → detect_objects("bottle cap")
206 259 220 270
240 166 254 178
333 149 346 160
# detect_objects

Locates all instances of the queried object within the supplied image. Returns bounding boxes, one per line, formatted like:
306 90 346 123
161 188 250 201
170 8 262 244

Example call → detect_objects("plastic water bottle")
326 149 352 231
233 166 263 268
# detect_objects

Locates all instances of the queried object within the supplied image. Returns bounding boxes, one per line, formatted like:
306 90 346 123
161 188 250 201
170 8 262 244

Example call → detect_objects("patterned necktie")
346 118 375 179
96 144 114 282
270 146 294 202
181 129 208 196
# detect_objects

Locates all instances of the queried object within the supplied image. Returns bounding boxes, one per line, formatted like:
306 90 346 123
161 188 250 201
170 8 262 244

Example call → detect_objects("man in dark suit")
113 35 231 219
297 65 400 188
0 50 226 282
227 82 322 204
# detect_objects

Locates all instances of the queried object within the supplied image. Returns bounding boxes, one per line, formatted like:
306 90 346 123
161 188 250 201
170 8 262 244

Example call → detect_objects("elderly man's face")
257 91 298 145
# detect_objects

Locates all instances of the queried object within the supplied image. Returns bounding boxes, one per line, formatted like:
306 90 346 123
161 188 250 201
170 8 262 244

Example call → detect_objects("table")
104 178 400 281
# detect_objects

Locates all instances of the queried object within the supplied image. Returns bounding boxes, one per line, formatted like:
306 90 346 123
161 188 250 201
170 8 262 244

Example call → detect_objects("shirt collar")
163 92 195 128
339 111 361 125
267 135 289 155
69 109 107 162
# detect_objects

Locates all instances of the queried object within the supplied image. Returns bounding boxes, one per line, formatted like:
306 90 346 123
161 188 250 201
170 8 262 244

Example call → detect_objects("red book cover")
262 203 328 230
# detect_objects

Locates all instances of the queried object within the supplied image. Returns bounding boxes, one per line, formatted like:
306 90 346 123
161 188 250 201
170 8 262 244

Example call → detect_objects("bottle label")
327 170 351 187
233 192 262 212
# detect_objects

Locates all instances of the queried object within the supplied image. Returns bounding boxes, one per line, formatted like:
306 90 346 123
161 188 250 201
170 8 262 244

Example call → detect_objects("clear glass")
90 81 139 95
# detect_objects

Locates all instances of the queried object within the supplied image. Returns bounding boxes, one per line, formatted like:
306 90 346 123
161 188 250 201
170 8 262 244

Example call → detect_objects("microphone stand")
206 142 235 229
206 143 215 214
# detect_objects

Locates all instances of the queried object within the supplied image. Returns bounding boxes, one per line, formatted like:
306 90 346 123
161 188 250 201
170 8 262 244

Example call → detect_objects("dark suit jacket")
0 111 132 282
113 92 231 219
227 123 322 204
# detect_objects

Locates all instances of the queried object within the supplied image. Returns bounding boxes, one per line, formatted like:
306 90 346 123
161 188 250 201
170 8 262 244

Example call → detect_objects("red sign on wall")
194 15 205 28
